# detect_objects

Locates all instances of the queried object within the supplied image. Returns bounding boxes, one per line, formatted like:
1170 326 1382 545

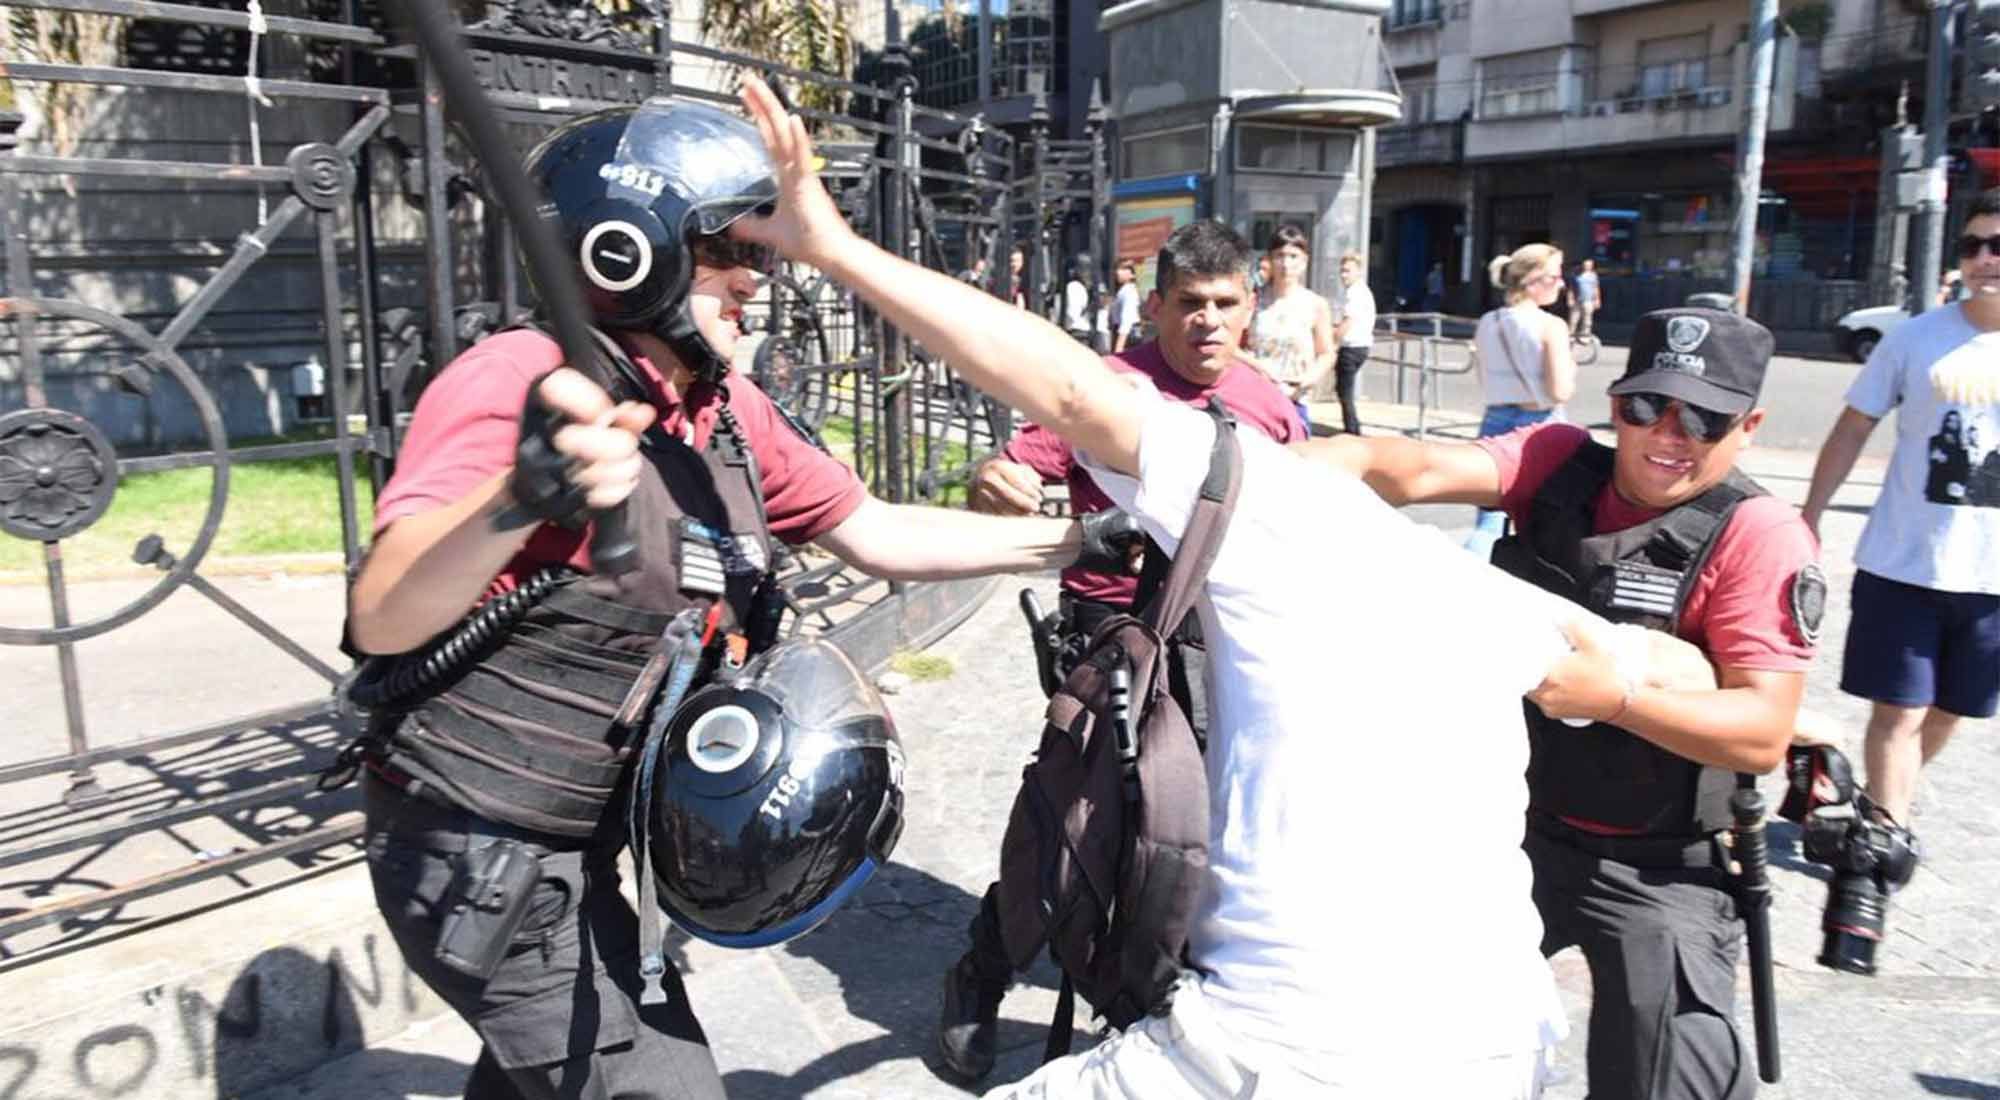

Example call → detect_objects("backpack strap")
1044 974 1078 1062
1139 400 1243 636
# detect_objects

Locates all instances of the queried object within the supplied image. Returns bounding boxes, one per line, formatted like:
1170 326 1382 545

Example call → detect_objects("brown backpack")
994 408 1241 1061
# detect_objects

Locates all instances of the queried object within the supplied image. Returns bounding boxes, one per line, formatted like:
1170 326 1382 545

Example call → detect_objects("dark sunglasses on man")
1957 234 2000 261
1615 392 1741 444
694 233 777 275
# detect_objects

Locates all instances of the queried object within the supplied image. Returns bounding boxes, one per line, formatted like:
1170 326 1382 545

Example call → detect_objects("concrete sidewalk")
250 418 1998 1100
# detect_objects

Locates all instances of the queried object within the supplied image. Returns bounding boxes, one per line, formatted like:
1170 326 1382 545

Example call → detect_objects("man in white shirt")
1063 252 1099 349
1802 187 2000 831
1109 259 1142 353
730 76 1714 1098
1332 252 1375 434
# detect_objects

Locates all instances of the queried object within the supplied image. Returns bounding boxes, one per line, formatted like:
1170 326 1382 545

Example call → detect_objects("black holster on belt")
434 836 544 982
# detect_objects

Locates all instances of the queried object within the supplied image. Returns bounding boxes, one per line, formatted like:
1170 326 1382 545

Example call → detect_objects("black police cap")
1607 307 1775 415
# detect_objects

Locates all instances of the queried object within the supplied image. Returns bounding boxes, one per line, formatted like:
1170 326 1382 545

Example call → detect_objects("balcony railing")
1817 19 1927 78
1376 119 1461 165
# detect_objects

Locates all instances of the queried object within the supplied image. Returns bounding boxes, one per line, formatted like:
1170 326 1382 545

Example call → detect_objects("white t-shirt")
1063 279 1091 332
1340 282 1375 348
1111 283 1141 340
1079 396 1574 1079
1847 303 2000 594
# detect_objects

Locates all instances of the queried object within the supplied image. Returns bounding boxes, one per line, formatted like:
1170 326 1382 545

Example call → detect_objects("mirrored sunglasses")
1615 392 1740 444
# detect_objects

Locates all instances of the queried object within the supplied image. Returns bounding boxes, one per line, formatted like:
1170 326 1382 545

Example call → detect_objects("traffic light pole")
1913 0 1959 316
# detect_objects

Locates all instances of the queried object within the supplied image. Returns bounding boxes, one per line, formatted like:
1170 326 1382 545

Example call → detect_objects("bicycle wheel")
1572 334 1601 366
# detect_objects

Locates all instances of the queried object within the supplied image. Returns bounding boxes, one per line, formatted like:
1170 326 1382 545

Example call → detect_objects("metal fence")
0 0 1084 957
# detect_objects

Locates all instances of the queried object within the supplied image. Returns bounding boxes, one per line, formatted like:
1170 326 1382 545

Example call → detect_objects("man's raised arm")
731 77 1144 476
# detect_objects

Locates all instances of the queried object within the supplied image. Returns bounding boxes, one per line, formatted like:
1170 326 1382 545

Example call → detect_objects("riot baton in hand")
395 1 638 575
1019 589 1064 698
1730 786 1781 1084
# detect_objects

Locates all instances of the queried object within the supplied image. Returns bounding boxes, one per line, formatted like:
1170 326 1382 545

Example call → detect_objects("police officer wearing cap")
341 97 1141 1100
1301 308 1821 1099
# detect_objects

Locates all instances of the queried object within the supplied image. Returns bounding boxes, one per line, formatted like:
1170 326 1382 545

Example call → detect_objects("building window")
1637 32 1711 99
1122 125 1210 180
1398 74 1438 124
1488 194 1552 258
1589 191 1732 277
1235 124 1353 176
1387 0 1442 29
1479 48 1562 118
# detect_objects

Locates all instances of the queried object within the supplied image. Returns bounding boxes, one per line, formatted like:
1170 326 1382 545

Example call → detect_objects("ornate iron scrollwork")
0 409 119 543
471 0 666 51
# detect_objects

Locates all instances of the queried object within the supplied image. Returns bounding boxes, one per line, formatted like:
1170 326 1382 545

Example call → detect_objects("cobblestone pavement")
265 434 1998 1100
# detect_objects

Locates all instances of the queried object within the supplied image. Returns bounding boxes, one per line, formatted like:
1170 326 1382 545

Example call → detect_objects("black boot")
935 887 1012 1083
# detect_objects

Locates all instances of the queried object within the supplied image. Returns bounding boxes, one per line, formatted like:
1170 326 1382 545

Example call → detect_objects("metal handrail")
1368 311 1479 440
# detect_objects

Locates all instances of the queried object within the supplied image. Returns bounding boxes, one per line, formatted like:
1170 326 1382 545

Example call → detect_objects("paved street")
240 418 1998 1100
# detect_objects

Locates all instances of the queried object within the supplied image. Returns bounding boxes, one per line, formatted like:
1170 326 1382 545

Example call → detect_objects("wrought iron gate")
0 0 1095 961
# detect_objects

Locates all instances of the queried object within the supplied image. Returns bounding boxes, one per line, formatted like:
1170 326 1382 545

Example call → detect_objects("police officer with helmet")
342 97 1140 1099
1301 308 1822 1099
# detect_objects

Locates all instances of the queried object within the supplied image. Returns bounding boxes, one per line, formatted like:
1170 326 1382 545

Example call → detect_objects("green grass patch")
0 450 374 576
889 649 954 682
818 414 976 508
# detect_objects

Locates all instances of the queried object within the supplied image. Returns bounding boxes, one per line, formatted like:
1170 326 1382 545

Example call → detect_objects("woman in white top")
1245 224 1335 434
1468 243 1577 555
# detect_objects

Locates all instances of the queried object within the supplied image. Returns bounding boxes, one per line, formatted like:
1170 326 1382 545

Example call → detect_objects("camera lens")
1818 870 1886 975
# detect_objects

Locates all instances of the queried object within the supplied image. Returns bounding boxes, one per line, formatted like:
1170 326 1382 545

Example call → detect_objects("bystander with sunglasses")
1298 307 1821 1100
1800 187 2000 873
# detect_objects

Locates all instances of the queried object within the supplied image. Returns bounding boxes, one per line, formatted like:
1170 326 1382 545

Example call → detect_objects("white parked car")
1833 304 1909 363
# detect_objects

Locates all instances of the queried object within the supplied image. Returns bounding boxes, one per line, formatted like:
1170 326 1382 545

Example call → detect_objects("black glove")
1075 508 1146 575
508 374 589 528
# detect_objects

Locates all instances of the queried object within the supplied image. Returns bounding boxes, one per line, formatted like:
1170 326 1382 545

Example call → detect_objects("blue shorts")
1840 569 2000 718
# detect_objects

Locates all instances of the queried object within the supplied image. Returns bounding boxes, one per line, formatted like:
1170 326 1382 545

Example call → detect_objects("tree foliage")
1 10 123 157
700 0 858 115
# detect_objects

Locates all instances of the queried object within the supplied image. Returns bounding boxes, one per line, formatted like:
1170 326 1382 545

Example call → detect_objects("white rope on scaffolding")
245 0 277 225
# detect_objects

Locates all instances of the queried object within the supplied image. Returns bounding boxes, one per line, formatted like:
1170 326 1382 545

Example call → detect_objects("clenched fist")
509 367 658 525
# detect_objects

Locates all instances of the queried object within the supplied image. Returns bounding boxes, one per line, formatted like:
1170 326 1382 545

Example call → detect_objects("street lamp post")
1728 0 1779 316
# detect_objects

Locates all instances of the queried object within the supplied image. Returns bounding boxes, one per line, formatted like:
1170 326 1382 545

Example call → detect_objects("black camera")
1780 744 1921 975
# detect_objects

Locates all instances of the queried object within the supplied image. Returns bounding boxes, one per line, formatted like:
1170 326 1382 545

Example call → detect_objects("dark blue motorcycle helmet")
524 98 779 383
644 638 905 948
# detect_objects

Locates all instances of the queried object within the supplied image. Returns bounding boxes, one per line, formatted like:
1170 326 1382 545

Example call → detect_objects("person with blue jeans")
1468 243 1577 558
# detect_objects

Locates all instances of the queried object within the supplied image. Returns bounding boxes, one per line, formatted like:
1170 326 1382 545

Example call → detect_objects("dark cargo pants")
363 776 725 1100
1526 824 1753 1100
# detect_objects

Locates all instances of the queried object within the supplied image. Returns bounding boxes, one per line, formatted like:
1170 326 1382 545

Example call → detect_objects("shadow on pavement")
722 861 1059 1098
1914 1073 2000 1099
215 944 465 1100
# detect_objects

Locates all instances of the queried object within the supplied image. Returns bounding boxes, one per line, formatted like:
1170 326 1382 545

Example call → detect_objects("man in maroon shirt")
937 220 1303 1084
345 100 1143 1100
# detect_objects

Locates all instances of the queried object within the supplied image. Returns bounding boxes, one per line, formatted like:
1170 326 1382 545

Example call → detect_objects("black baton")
1730 787 1781 1084
395 2 638 575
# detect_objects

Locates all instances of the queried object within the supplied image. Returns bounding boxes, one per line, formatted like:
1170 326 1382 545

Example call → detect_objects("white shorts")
982 974 1554 1100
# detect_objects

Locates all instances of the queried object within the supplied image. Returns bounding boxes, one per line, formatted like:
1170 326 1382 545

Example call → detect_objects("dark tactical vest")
374 369 776 840
1491 441 1762 837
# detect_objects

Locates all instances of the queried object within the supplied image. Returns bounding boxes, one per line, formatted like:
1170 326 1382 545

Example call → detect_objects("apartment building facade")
1371 0 2000 338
